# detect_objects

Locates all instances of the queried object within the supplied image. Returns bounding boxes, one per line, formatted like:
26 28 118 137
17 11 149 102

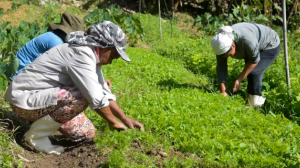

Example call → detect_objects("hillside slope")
86 48 300 167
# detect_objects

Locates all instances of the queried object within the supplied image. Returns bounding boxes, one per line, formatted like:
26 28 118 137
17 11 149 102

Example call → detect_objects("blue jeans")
247 44 281 95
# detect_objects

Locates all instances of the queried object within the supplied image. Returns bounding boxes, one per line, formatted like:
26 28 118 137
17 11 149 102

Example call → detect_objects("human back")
211 22 281 107
232 22 280 51
12 12 85 78
5 21 144 154
15 32 63 76
6 43 99 109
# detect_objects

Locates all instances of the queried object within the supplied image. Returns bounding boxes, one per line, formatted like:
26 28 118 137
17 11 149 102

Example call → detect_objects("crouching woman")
5 21 144 154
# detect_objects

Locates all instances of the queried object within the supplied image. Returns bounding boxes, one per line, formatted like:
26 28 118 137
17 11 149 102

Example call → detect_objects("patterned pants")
10 86 95 142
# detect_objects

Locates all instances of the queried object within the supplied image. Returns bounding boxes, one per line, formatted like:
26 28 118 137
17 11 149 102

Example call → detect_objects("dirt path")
16 135 204 168
17 135 108 168
0 109 107 168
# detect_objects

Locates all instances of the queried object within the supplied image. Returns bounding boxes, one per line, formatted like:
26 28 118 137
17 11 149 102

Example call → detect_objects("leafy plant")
193 1 283 35
193 12 232 35
89 47 300 167
1 2 300 167
84 5 144 46
0 116 23 167
139 14 183 44
0 20 48 91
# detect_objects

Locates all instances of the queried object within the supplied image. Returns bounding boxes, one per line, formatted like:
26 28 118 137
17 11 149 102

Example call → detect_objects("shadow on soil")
157 78 215 93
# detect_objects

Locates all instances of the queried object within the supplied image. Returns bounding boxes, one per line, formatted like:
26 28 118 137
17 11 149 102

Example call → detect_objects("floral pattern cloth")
10 86 95 142
66 20 131 62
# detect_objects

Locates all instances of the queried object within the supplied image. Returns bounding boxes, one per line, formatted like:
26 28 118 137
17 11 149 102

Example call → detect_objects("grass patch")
1 2 300 167
0 1 85 27
84 48 300 167
0 117 23 167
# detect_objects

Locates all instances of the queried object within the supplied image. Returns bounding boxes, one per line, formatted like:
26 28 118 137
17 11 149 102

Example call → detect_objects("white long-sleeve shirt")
5 43 116 110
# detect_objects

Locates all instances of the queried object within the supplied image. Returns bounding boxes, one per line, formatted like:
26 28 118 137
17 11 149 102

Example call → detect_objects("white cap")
211 26 234 55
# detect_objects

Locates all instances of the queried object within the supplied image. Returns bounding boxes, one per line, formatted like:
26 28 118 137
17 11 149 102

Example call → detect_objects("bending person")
5 21 144 154
211 22 280 108
13 12 85 78
12 12 111 143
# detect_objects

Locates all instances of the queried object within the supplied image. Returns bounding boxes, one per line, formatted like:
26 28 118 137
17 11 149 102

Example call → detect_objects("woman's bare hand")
121 117 144 131
108 120 127 131
104 79 112 89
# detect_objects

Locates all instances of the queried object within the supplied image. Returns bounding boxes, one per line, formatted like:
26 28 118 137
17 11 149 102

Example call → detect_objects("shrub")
84 5 144 46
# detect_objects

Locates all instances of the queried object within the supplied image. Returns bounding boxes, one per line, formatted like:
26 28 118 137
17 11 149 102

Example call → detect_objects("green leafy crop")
84 5 144 46
85 48 300 167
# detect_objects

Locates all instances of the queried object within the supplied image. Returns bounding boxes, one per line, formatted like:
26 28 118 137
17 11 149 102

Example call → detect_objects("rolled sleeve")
216 56 228 84
96 66 117 101
67 48 110 110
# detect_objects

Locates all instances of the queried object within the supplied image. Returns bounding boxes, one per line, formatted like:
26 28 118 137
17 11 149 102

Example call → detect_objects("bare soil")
1 109 204 168
14 133 204 168
0 107 107 168
19 135 108 168
0 113 106 168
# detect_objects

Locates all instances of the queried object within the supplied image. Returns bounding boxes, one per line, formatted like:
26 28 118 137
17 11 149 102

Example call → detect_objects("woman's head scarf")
66 21 131 62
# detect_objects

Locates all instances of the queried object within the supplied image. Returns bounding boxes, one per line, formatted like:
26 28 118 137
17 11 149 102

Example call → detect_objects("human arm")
96 66 116 100
68 61 126 130
95 106 127 130
232 39 260 92
67 46 124 129
233 62 258 92
109 101 144 131
95 59 143 130
220 83 228 97
104 79 112 89
216 56 228 97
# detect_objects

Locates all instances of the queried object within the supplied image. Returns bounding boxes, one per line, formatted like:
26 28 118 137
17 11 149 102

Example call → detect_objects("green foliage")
85 47 300 167
0 20 47 90
0 118 23 167
11 1 22 11
139 14 183 44
1 2 300 167
149 24 300 120
150 37 200 62
193 13 230 35
288 11 300 33
84 5 144 46
261 32 300 120
0 9 74 90
146 10 300 121
149 34 248 96
193 2 283 35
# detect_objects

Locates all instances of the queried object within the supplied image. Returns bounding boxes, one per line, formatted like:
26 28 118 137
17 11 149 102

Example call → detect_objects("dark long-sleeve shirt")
216 22 280 84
